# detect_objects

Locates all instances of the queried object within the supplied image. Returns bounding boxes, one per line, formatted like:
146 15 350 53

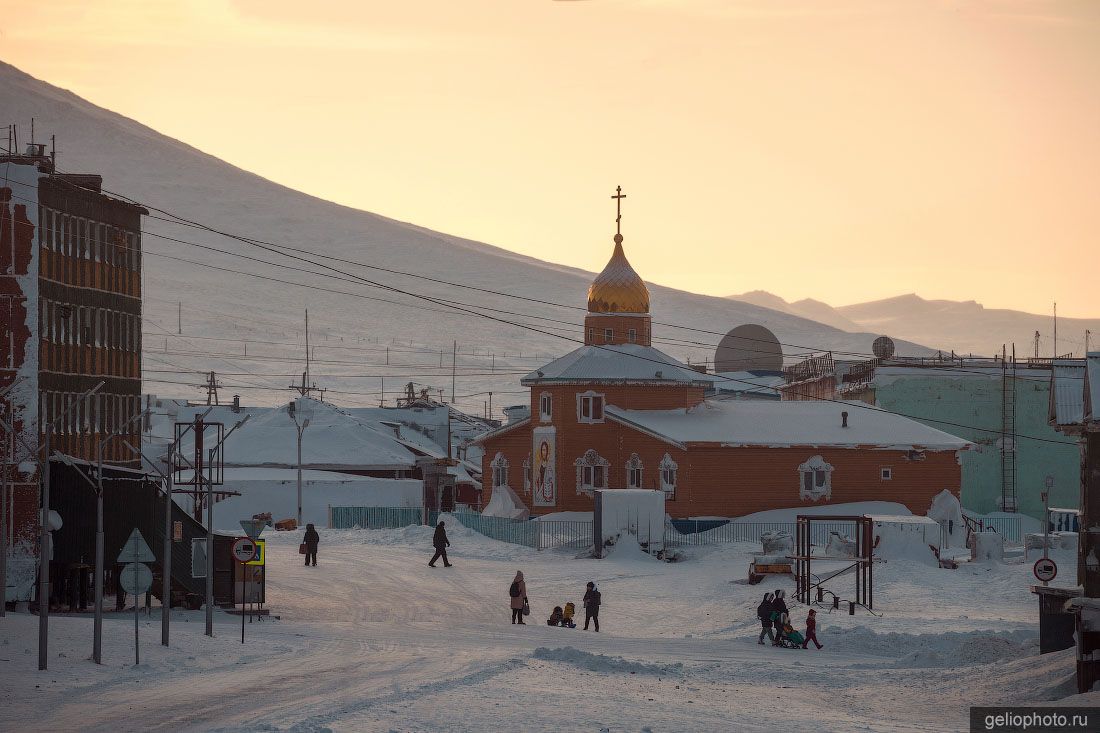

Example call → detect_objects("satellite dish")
714 325 783 373
872 336 896 360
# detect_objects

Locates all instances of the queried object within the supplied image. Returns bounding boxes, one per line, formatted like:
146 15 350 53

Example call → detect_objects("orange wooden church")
475 194 969 519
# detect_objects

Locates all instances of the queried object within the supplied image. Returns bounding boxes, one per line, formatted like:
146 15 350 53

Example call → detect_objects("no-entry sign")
1033 557 1058 583
231 537 258 564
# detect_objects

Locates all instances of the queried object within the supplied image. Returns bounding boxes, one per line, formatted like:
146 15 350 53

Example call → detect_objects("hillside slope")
1 62 930 412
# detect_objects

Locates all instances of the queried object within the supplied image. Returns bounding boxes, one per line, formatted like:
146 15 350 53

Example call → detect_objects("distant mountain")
0 62 930 413
728 291 1099 357
726 291 861 332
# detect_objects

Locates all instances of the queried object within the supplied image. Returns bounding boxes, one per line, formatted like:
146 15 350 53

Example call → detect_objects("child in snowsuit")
803 609 823 649
562 601 576 628
548 606 564 626
757 592 775 644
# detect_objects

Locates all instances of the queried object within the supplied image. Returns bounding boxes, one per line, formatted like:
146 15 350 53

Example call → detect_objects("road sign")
120 562 153 595
1034 557 1058 583
117 528 155 563
245 538 266 566
231 537 258 563
239 519 266 539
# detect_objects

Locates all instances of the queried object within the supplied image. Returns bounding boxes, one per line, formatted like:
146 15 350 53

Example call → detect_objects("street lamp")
290 399 314 527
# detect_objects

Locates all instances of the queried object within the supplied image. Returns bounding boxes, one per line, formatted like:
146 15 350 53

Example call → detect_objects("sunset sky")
3 0 1097 316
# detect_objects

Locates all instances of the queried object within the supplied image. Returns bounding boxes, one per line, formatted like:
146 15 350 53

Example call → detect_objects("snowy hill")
729 291 1100 357
1 62 932 413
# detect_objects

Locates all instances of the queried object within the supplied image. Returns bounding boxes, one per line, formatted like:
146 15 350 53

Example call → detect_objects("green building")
870 363 1080 520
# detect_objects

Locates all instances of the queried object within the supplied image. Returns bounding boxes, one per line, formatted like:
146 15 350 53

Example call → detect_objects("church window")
659 453 678 498
577 391 604 423
575 449 610 494
604 328 613 343
539 392 552 422
491 452 509 489
798 455 834 502
523 454 532 494
627 328 637 344
626 453 643 489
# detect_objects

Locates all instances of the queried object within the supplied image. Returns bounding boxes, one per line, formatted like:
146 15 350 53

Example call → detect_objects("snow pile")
831 627 1037 669
761 531 793 555
731 501 912 524
532 647 683 677
482 483 529 520
601 533 661 564
973 532 1005 563
927 489 967 549
872 516 941 566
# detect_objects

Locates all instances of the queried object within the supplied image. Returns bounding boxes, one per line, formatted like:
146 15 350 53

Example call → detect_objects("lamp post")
199 415 249 637
290 399 314 527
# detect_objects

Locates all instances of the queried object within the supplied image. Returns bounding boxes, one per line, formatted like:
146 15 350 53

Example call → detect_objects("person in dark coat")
582 581 601 632
770 589 788 646
757 592 775 645
303 523 319 567
429 521 452 567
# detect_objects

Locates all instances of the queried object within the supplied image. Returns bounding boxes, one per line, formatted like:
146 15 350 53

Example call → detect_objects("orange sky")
3 0 1098 316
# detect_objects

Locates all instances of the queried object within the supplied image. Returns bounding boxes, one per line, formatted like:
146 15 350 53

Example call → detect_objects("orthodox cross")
611 185 626 236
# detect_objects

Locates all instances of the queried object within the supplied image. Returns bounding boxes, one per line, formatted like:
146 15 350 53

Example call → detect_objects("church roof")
587 236 650 314
521 344 714 386
604 400 972 450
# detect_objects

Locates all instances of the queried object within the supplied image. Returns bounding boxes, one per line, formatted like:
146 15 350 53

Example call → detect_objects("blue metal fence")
329 506 423 530
973 516 1022 543
450 511 538 548
664 520 871 547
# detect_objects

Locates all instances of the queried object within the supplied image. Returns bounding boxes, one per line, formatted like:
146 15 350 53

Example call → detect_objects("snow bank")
596 489 665 553
973 532 1005 563
831 627 1037 668
601 533 662 564
531 647 683 676
731 501 912 524
927 489 967 549
482 483 529 520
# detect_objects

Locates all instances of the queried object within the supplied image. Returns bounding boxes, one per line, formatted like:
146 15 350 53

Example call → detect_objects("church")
475 192 970 519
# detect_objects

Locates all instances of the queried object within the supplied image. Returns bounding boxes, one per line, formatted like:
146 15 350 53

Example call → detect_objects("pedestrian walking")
303 523 319 567
429 521 452 567
583 581 601 632
757 592 775 644
802 609 823 650
770 589 788 646
510 571 528 624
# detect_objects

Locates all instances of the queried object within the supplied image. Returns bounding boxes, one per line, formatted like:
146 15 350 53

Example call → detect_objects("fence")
665 520 876 548
972 516 1022 543
329 506 423 530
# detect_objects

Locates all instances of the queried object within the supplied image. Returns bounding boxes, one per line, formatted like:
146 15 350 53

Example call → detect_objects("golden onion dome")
586 233 650 314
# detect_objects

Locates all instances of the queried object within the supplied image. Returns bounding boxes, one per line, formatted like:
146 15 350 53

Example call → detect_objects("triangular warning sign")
116 528 156 563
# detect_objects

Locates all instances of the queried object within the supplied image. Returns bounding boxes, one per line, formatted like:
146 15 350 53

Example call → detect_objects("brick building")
476 225 970 519
1 145 145 560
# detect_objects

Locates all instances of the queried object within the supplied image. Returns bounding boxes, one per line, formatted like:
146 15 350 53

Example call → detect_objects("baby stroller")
774 613 804 649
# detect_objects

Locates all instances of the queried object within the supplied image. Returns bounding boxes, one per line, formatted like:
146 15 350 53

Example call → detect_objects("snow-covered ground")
0 523 1086 732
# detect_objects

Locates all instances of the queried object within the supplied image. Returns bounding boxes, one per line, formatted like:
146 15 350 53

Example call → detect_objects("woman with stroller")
770 589 788 646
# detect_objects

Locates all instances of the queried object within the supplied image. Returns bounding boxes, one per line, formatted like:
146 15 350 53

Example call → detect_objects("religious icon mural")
532 427 557 507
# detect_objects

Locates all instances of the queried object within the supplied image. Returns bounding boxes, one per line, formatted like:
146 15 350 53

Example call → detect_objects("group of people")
756 590 823 650
509 571 602 631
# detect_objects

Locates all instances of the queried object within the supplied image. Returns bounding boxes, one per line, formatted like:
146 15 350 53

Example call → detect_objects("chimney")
232 395 241 413
841 411 849 428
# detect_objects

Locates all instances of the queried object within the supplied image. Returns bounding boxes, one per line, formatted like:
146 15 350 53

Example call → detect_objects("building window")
798 455 834 502
659 453 678 498
539 392 552 422
577 391 604 424
627 328 637 344
626 453 643 489
522 454 532 494
574 449 609 495
604 328 613 343
881 467 892 481
491 452 509 489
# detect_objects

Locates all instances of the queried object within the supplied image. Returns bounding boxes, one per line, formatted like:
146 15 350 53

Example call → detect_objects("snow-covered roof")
469 416 530 445
174 398 417 470
1049 360 1086 428
710 371 784 396
604 400 972 450
522 344 714 386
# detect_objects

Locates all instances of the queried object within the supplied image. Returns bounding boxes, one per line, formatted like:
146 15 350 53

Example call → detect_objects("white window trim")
626 453 643 489
798 455 834 502
880 467 892 481
659 453 678 498
490 452 509 490
539 391 553 423
574 449 610 495
576 391 605 424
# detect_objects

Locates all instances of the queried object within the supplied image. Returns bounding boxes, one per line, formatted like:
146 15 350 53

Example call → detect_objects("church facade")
476 208 970 519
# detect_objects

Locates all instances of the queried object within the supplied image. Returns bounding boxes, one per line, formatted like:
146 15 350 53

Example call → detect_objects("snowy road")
0 522 1081 732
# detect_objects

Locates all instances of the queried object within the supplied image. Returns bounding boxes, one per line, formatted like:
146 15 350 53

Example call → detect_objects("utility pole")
451 340 457 405
304 309 310 388
178 301 182 335
1034 331 1041 360
1087 330 1092 356
1054 301 1058 358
